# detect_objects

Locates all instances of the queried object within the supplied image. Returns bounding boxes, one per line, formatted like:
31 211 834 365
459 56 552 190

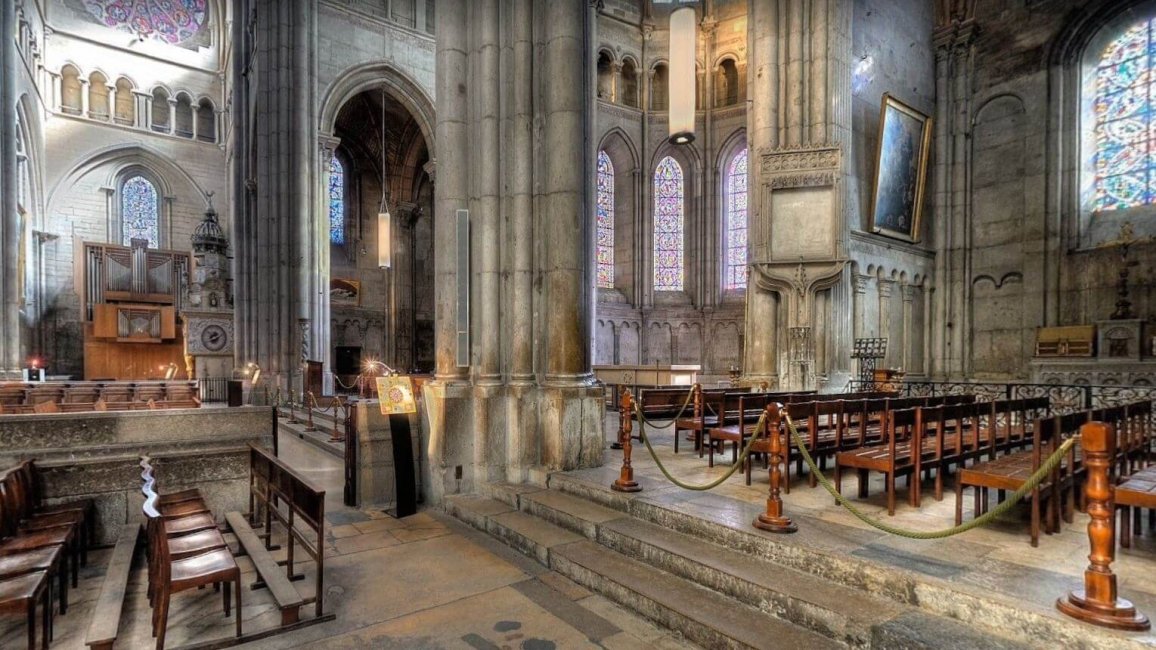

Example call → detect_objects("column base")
1057 591 1150 631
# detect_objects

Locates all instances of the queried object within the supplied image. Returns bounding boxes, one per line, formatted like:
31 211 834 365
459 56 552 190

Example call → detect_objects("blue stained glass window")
724 148 748 290
654 156 684 292
596 151 615 289
1094 18 1156 211
329 156 345 245
121 175 159 247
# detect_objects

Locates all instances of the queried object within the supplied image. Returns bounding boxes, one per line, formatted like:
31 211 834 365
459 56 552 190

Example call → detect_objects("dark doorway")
335 346 362 376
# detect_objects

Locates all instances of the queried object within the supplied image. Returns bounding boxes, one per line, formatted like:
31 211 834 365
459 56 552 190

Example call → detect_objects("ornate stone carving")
769 172 837 190
761 146 841 174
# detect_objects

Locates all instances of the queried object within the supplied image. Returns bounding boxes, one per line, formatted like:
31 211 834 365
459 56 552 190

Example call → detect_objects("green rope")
632 387 697 430
783 414 1080 539
634 405 768 491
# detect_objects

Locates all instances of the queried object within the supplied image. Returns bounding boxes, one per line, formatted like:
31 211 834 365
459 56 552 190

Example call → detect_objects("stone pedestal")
353 400 421 510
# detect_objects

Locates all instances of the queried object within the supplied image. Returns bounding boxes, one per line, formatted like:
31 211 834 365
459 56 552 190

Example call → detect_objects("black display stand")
386 413 418 519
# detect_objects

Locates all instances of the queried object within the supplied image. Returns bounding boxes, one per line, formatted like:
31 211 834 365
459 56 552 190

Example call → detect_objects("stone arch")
318 62 436 158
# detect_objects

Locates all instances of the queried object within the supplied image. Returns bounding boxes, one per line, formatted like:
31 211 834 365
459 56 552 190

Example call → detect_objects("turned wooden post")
610 386 626 451
304 392 317 432
754 403 797 533
329 397 345 443
1057 421 1149 631
612 389 642 493
286 394 299 424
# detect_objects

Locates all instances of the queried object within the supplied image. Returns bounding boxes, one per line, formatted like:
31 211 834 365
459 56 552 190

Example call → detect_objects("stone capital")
901 284 916 303
877 278 895 298
852 274 871 294
423 159 436 183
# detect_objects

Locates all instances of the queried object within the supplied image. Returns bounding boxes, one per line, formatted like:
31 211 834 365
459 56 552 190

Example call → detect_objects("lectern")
375 376 418 518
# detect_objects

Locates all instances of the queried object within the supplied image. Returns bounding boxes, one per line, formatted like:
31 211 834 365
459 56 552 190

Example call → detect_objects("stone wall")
0 406 273 545
934 0 1156 381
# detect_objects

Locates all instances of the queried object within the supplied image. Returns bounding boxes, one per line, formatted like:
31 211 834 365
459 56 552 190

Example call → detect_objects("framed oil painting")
869 94 933 243
330 278 360 306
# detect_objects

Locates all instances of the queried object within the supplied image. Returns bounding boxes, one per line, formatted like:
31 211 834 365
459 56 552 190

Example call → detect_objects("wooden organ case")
77 238 190 380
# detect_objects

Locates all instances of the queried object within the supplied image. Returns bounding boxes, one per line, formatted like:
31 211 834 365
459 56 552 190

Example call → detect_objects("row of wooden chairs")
0 461 94 648
672 388 837 458
140 459 241 650
956 401 1152 546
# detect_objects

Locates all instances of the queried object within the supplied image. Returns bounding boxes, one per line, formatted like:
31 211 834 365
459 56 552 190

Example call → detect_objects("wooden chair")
1117 466 1156 549
0 570 52 649
835 407 922 515
15 461 95 554
707 394 772 468
145 492 241 650
0 472 82 587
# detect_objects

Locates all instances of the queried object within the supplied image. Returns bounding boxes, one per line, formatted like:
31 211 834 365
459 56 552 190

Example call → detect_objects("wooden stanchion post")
1057 421 1149 631
754 403 797 533
304 392 317 432
612 389 642 493
610 386 625 451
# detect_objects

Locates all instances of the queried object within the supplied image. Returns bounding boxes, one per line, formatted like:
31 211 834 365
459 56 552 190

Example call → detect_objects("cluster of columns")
0 0 23 378
743 0 854 389
427 0 602 501
231 0 324 392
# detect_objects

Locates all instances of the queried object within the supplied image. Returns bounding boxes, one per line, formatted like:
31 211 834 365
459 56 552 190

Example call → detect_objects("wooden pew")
83 523 139 650
834 407 922 515
238 444 330 622
707 394 776 468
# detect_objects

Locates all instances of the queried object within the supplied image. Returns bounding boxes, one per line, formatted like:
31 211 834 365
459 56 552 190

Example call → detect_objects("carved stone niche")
1097 319 1145 361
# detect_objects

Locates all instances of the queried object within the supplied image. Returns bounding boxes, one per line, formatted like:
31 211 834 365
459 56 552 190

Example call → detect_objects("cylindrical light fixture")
378 209 391 268
668 6 696 145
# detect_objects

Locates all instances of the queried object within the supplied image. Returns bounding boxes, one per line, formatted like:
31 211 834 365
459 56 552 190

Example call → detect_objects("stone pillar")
166 97 176 135
853 273 870 339
234 0 318 391
433 0 467 381
541 0 592 385
79 77 90 118
901 284 915 372
191 104 200 140
509 0 534 383
877 278 894 366
136 90 150 130
106 84 117 123
1 0 20 377
471 0 500 383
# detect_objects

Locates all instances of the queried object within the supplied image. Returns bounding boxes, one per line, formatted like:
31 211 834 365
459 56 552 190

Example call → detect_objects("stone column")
852 273 870 339
433 0 468 381
136 90 150 130
540 0 592 385
191 104 200 140
471 0 501 383
166 97 177 134
509 0 534 383
901 284 915 372
234 0 317 390
106 84 117 123
877 278 894 366
79 78 90 118
1 0 20 376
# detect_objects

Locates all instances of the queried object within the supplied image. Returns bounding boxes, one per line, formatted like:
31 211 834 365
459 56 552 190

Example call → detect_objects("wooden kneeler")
84 524 139 650
225 512 304 626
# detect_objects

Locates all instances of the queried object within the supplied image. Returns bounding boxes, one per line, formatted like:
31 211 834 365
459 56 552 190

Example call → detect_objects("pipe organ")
77 238 191 379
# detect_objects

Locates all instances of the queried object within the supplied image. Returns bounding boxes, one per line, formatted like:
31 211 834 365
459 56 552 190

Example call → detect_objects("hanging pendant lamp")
378 87 392 269
668 6 696 145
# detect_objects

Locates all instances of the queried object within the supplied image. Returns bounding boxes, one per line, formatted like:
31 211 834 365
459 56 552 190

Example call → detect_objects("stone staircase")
444 481 1061 649
275 407 344 459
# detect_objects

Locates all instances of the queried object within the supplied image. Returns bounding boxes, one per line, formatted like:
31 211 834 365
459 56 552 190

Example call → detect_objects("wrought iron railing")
846 380 1156 413
197 377 230 404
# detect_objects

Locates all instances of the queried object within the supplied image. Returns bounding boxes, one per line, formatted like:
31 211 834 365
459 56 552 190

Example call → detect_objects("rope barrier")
634 403 767 491
782 413 1080 539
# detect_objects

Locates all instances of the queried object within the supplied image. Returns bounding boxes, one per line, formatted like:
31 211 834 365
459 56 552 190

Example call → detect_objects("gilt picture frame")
329 278 360 306
868 93 933 243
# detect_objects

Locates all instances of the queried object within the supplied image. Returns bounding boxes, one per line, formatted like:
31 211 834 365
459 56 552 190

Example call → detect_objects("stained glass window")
724 148 748 289
1094 19 1156 211
654 156 684 291
121 175 159 247
329 155 345 245
596 151 615 289
82 0 209 45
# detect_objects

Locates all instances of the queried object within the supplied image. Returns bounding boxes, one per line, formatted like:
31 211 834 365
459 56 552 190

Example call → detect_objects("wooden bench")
1118 467 1156 549
83 523 139 650
246 444 330 621
225 511 305 625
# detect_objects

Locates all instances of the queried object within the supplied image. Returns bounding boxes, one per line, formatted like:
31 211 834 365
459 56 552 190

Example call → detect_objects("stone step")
446 494 841 650
276 418 343 459
545 473 1147 650
553 540 843 650
597 516 901 648
518 487 626 538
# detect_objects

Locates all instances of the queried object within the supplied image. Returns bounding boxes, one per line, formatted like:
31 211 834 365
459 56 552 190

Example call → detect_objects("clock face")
201 324 228 352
